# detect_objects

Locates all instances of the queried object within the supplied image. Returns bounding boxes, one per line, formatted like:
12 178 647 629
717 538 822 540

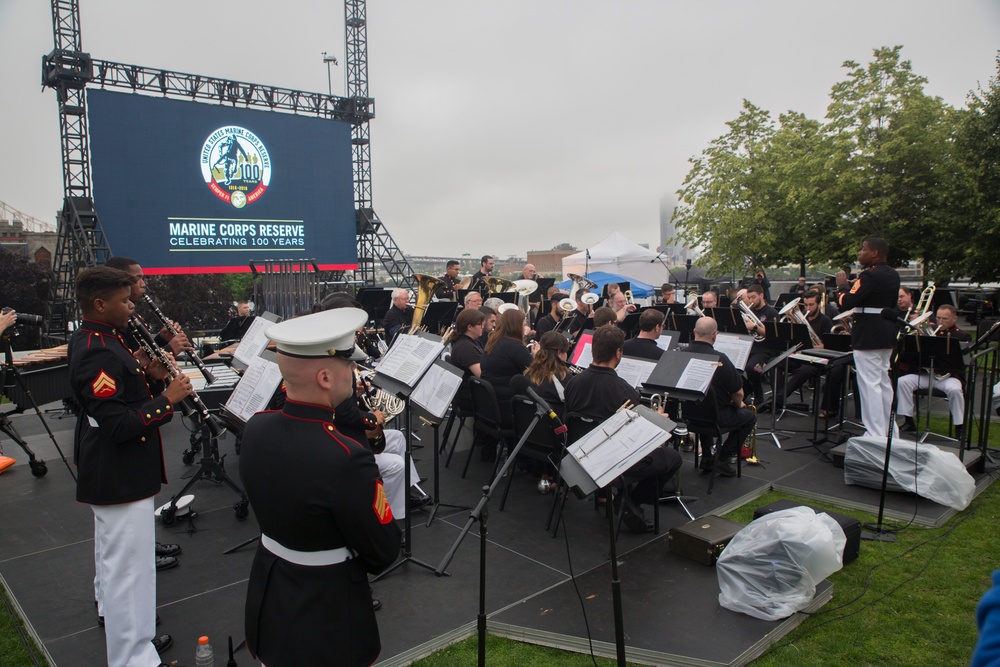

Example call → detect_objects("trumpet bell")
559 298 576 313
580 293 599 306
778 297 801 318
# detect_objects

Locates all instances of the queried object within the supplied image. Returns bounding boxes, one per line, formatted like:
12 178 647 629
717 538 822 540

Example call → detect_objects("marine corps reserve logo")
200 126 272 209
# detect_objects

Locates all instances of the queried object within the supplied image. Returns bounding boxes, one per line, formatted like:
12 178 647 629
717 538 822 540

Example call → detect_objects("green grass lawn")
3 415 997 666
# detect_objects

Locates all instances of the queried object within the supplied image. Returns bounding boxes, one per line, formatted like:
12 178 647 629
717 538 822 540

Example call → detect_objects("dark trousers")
717 405 756 458
625 446 682 505
745 349 775 404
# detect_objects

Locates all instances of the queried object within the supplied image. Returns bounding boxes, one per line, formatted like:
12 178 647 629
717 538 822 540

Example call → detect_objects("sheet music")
714 333 753 370
575 342 594 369
567 409 671 489
617 357 657 389
374 335 444 386
677 358 716 394
224 355 283 423
790 352 829 365
410 363 462 420
233 314 277 367
655 332 677 351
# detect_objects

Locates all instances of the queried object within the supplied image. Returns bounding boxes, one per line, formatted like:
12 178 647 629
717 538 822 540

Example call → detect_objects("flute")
128 316 226 438
140 293 217 385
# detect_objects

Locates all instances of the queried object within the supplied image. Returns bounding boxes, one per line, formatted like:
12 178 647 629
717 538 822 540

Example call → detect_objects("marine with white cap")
240 308 401 667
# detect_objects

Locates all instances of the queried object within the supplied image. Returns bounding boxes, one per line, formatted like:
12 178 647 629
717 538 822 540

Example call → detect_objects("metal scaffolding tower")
40 1 414 341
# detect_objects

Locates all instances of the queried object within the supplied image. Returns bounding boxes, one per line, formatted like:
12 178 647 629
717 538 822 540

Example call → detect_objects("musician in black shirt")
742 284 779 405
621 309 665 361
381 288 413 342
534 292 568 337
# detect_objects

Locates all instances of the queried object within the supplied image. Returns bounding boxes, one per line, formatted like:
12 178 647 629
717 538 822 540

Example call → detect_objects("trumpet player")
835 237 900 438
70 267 195 665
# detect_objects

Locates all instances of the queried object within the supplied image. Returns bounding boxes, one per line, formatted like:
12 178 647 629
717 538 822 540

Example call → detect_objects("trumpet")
738 300 766 342
140 294 216 385
128 316 225 438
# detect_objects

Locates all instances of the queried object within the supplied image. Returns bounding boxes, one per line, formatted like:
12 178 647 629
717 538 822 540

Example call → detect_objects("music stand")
666 313 698 343
618 312 641 337
755 342 802 449
358 288 392 325
709 307 744 335
766 321 813 422
557 406 678 667
422 301 458 335
489 291 517 303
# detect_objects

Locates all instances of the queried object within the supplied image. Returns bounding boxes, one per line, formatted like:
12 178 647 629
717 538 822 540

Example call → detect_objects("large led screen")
87 90 357 274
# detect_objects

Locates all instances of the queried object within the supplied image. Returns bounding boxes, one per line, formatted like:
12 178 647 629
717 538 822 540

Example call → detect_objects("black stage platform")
0 396 994 666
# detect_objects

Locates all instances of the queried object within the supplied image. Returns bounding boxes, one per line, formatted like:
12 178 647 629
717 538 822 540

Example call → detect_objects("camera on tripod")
2 308 43 327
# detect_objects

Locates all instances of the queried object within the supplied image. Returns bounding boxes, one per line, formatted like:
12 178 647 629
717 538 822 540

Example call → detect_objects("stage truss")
41 0 415 341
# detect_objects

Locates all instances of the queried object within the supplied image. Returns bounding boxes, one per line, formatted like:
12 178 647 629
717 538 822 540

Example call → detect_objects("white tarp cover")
561 231 669 286
843 435 974 510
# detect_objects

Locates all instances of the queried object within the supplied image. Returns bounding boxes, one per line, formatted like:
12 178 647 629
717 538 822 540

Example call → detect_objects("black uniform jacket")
69 319 174 505
435 274 460 300
838 262 900 350
240 399 401 667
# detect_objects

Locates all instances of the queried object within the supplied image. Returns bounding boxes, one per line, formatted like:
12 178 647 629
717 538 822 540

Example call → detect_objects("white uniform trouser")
92 497 159 667
375 429 419 519
896 372 965 425
853 348 899 439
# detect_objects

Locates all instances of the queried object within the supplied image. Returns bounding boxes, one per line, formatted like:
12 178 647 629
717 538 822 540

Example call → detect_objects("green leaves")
674 46 997 283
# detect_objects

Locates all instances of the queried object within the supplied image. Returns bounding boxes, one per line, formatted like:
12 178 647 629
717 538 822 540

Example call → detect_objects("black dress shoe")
151 633 173 654
155 542 182 557
372 597 382 611
900 417 917 432
699 456 714 471
619 497 652 534
156 555 179 571
409 491 433 509
716 460 738 477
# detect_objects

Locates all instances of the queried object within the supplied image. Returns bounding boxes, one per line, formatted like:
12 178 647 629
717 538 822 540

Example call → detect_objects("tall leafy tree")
958 54 1000 283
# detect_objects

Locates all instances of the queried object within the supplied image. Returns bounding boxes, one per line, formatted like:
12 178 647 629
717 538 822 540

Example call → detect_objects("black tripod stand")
160 413 248 525
0 332 75 479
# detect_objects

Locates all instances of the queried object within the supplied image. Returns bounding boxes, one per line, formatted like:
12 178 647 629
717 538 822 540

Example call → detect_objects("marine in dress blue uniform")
836 238 901 437
70 267 193 667
240 308 401 667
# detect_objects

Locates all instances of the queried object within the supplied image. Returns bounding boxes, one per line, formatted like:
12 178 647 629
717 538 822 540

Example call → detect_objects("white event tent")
561 231 669 287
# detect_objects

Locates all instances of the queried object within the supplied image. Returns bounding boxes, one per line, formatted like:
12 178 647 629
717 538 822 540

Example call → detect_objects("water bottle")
195 635 214 667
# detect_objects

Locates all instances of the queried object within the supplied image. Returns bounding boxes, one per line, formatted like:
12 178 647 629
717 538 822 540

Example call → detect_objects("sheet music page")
411 364 462 420
225 355 283 423
567 410 671 489
617 357 657 389
676 358 716 394
655 332 676 351
575 342 594 369
713 333 752 370
374 335 444 386
233 315 276 367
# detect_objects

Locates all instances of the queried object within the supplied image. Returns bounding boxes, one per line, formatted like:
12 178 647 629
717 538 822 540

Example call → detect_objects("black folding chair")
507 395 567 525
681 397 742 495
465 377 514 480
443 379 475 468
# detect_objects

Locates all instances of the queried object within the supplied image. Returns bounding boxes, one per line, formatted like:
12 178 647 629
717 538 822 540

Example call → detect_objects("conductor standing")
240 308 401 667
836 237 900 438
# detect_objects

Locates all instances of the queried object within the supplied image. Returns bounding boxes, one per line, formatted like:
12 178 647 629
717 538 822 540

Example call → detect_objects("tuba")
566 273 598 304
410 274 445 330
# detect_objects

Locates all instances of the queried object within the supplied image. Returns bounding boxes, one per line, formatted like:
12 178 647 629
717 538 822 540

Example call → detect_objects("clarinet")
140 293 217 385
128 316 226 438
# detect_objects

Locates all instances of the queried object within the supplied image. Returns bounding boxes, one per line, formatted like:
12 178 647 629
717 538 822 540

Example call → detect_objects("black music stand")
899 335 967 445
710 307 744 335
618 312 641 337
422 301 458 335
666 313 698 343
410 360 473 527
755 342 802 449
370 333 445 580
767 321 813 422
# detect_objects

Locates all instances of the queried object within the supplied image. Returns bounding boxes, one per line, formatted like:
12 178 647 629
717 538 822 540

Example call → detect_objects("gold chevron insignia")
91 371 117 398
373 481 393 524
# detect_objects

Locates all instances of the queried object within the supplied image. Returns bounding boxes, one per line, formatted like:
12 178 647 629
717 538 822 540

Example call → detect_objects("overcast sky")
1 1 997 260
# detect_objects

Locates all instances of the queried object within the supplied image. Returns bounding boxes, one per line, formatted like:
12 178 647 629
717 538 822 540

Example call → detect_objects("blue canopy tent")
556 271 655 299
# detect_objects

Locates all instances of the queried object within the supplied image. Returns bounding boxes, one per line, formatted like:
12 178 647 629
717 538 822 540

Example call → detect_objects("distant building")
0 218 56 270
527 244 577 278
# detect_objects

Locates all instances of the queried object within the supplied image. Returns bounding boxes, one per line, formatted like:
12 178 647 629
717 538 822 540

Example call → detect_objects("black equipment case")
752 499 861 564
667 515 744 566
